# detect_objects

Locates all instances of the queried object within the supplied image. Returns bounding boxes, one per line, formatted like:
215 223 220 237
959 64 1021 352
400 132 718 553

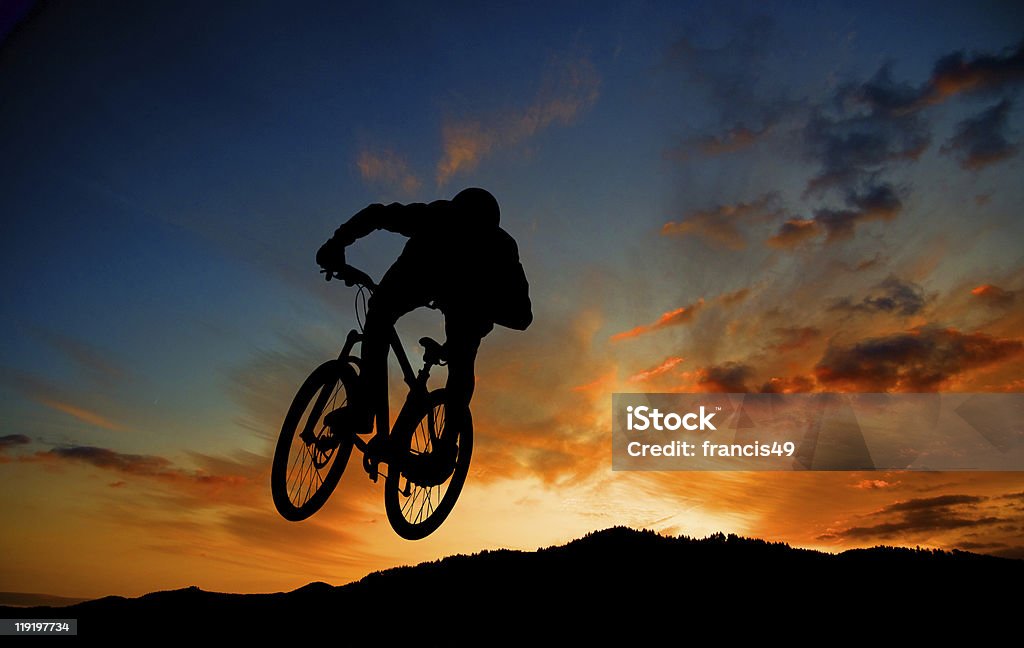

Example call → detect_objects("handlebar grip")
319 265 375 290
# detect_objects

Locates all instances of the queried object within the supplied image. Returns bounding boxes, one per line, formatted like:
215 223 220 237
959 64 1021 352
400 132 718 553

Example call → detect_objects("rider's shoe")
365 432 389 458
432 429 459 468
323 406 372 434
362 433 390 479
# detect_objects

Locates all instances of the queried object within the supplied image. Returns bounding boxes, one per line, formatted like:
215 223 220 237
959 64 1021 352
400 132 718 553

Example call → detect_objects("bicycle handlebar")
321 265 377 290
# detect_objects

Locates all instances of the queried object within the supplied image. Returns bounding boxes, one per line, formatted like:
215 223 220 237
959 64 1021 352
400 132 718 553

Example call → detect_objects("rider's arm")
331 200 448 246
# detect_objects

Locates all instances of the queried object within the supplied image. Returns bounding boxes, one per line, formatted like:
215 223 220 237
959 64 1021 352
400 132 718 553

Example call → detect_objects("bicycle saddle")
419 337 448 365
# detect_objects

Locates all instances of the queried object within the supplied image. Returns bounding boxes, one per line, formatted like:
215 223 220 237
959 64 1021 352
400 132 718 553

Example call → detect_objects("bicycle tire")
384 388 473 540
272 359 357 521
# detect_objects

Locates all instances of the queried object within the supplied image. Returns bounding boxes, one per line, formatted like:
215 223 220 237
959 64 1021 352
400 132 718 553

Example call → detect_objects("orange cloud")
611 299 705 341
766 218 819 248
759 375 815 393
971 283 1016 307
628 356 685 383
571 369 617 393
37 397 128 432
436 55 600 184
356 149 422 194
662 195 780 250
855 479 896 490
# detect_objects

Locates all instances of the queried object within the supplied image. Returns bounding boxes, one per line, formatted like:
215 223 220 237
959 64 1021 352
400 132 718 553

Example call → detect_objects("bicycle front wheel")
385 389 473 540
271 360 357 521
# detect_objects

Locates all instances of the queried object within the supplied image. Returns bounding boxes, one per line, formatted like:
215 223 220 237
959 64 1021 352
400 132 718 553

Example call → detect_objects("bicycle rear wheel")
385 388 473 540
272 360 357 521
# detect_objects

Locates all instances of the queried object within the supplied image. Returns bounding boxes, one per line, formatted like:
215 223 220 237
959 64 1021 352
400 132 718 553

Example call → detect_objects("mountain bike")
270 264 472 540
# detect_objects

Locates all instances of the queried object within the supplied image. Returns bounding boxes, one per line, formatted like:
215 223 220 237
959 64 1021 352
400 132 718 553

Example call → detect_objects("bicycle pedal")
363 454 380 482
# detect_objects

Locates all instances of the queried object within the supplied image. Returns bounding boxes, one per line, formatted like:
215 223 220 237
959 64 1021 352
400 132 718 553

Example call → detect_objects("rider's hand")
316 238 345 271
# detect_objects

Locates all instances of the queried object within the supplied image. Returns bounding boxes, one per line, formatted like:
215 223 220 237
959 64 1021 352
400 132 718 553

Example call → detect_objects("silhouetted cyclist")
316 187 532 457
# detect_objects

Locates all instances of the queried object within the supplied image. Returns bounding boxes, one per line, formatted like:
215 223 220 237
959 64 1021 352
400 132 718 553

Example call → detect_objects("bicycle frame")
336 326 433 464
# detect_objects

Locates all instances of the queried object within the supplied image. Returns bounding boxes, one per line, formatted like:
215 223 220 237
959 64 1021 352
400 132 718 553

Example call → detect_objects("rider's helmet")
452 187 500 228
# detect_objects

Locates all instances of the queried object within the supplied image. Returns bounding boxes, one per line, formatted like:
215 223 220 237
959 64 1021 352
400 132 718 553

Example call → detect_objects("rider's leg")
346 264 426 437
442 313 491 446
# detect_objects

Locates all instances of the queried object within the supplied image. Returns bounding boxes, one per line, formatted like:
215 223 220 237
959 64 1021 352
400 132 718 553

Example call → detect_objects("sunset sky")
2 1 1024 599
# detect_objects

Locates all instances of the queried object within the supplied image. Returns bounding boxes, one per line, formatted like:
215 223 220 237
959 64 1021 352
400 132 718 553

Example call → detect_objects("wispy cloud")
435 54 600 185
662 194 781 250
611 299 705 341
664 122 775 161
628 356 685 383
28 445 246 486
356 149 422 194
32 327 126 385
37 397 128 432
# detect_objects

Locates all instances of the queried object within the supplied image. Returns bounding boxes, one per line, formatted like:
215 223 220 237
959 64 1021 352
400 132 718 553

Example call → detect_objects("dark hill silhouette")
3 527 1018 641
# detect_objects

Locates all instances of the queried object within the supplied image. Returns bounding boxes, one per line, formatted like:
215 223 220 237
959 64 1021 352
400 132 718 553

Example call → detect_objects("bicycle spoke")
293 428 319 497
288 450 307 502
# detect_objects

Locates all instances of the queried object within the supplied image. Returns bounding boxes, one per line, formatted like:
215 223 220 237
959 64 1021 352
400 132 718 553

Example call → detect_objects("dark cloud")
819 493 1001 541
802 108 929 195
812 184 903 241
831 276 927 317
921 39 1024 105
0 434 31 448
47 446 173 474
767 184 903 247
840 63 924 116
815 327 1023 391
0 434 31 461
32 445 246 486
883 494 987 513
696 362 753 393
942 99 1019 170
799 39 1024 196
661 194 782 250
840 41 1024 114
